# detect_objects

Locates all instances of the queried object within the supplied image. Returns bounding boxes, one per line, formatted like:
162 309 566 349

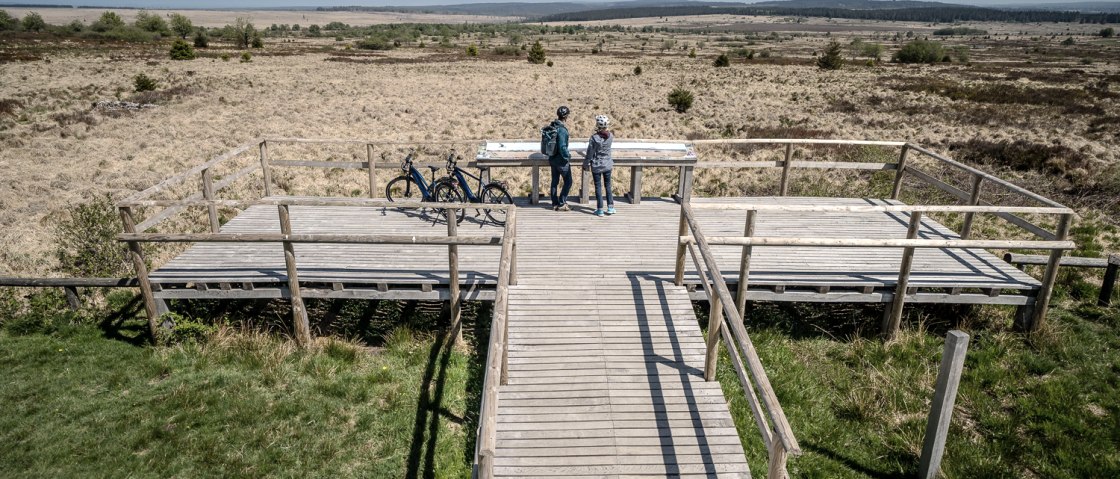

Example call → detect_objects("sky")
0 0 1105 9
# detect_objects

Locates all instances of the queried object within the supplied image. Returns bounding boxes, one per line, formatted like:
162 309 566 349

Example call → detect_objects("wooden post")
201 168 219 233
704 294 724 381
579 167 590 204
919 330 970 479
530 166 540 205
1100 253 1119 307
260 140 273 197
891 145 910 200
64 286 81 310
677 165 694 202
767 440 789 479
674 204 689 286
779 143 793 196
1029 213 1072 332
883 211 922 340
447 213 462 345
119 207 160 344
960 174 983 240
278 205 311 346
629 165 643 205
366 144 377 198
736 210 757 318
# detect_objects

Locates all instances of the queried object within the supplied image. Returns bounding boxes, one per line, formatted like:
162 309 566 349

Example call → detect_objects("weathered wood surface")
494 282 751 478
150 197 1040 299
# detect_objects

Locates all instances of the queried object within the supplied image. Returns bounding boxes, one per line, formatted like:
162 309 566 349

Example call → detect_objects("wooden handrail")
687 203 1075 215
0 277 139 287
904 143 1068 209
125 139 260 203
682 236 1075 250
119 198 515 210
475 208 516 479
678 202 801 473
118 232 504 246
691 138 906 147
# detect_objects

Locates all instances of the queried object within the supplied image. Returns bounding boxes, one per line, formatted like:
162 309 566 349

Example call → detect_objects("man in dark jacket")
548 106 573 211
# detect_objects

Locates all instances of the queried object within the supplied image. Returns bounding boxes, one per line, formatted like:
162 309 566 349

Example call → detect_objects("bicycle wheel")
480 183 514 225
431 181 466 224
385 176 419 202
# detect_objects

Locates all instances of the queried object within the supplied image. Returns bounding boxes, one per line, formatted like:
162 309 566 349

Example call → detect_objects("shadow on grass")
97 293 149 346
802 442 909 479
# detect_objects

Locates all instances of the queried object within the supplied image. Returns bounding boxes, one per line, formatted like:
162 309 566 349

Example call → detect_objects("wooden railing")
676 203 1076 338
472 208 517 479
117 197 515 346
673 201 802 477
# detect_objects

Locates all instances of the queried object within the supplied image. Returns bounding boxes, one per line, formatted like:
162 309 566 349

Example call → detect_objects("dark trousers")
549 164 572 206
594 170 614 210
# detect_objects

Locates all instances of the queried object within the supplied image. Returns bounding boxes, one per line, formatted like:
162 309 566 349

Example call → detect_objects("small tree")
240 51 252 63
54 194 130 279
817 41 843 70
668 87 694 113
633 65 642 75
688 48 696 58
170 13 193 39
169 39 196 60
527 40 546 64
193 30 209 48
0 10 18 32
1102 27 1115 38
466 43 479 56
133 73 157 92
893 39 945 64
713 53 730 67
134 10 168 34
308 24 321 37
91 11 124 32
232 17 255 49
21 12 46 32
251 34 263 48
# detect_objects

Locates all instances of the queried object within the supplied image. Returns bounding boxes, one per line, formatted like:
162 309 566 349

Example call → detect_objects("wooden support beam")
960 174 984 240
678 165 694 202
579 167 590 204
919 330 970 479
260 140 273 197
1029 213 1073 332
201 168 220 233
779 143 793 196
629 165 643 205
64 286 81 310
735 210 756 318
674 203 688 286
448 216 462 345
278 204 311 346
119 207 160 344
530 166 540 205
367 143 377 198
705 288 723 382
883 211 922 340
1101 254 1119 307
891 145 910 200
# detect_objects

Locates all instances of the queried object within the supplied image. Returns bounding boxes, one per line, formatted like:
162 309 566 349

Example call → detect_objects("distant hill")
994 2 1120 13
748 0 965 9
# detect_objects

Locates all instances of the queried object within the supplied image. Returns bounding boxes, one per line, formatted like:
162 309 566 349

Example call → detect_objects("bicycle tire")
431 181 467 224
480 183 514 225
385 176 419 202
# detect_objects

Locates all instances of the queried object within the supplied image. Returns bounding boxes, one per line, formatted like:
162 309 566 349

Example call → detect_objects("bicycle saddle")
427 165 440 173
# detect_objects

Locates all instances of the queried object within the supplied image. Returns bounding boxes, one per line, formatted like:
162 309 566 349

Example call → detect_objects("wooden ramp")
494 279 751 478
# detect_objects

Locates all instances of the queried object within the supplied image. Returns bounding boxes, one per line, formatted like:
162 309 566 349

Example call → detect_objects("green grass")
0 290 484 478
702 298 1120 478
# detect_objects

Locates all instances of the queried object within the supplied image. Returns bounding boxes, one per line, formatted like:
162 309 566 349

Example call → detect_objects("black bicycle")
384 150 465 223
431 151 514 225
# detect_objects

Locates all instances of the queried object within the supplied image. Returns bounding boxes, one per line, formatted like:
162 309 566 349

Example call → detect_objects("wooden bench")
1004 252 1119 306
475 140 697 205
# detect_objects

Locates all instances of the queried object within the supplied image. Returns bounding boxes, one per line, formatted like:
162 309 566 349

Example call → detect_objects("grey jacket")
582 130 614 174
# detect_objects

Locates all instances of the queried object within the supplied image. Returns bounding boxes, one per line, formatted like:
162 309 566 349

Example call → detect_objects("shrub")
21 11 46 32
546 60 554 67
688 48 696 58
1101 27 1115 38
492 45 520 56
53 194 131 278
231 17 256 48
220 53 230 61
713 53 730 67
1061 37 1075 46
466 43 478 56
0 10 18 31
308 24 321 37
170 13 192 39
251 34 263 48
134 10 168 35
133 73 157 92
668 87 694 113
528 40 546 64
357 38 393 50
817 41 844 70
893 39 945 64
160 312 216 345
932 27 987 36
67 19 84 33
169 39 196 60
633 65 642 75
240 51 252 63
91 11 124 33
193 31 208 48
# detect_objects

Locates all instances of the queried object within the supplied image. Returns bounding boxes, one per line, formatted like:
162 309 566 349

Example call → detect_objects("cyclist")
548 106 573 212
582 114 615 217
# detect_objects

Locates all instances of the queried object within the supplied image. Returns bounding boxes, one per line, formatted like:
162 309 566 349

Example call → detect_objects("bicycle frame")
449 167 483 202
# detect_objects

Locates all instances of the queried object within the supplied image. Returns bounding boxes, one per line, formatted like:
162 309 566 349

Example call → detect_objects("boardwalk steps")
493 282 751 478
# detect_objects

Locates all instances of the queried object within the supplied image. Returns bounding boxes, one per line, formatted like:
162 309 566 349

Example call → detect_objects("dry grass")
1 18 1119 274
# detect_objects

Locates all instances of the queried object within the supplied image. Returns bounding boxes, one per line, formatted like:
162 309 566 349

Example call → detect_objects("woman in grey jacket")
583 114 615 217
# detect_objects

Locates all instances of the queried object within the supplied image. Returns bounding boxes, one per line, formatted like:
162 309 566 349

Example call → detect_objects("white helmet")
595 114 610 130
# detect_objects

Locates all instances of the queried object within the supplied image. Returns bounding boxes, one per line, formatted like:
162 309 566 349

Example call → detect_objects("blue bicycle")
385 150 465 223
431 151 514 225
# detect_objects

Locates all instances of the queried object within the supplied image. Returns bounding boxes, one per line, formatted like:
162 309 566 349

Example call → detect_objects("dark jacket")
582 130 614 174
548 119 570 167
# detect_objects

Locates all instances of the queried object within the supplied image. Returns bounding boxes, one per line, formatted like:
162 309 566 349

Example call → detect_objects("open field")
2 7 516 28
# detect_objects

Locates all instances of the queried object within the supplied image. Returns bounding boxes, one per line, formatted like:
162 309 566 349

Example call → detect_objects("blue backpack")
540 124 558 156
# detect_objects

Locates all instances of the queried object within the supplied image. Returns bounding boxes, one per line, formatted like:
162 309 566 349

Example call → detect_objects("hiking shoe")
552 205 559 211
606 206 617 215
557 204 571 212
594 209 605 217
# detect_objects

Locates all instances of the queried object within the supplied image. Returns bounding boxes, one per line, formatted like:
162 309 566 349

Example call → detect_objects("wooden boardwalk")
150 197 1039 305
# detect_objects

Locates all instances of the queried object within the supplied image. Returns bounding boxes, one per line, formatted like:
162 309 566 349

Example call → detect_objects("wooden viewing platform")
115 137 1077 478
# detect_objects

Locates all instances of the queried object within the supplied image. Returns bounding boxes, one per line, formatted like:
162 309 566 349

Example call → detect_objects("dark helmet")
556 106 570 119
